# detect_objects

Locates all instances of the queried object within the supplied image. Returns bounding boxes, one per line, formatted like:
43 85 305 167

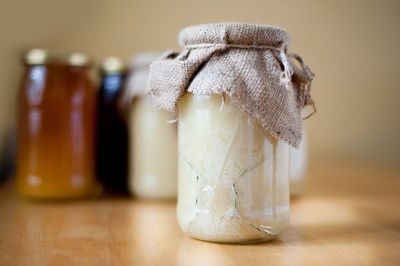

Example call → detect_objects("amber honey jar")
16 49 99 199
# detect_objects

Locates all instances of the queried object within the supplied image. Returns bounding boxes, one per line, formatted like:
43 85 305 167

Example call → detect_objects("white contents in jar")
129 94 177 199
177 94 290 243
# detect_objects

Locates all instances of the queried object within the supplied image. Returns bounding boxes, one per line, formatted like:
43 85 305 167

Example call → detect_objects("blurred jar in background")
289 130 308 197
0 130 16 183
97 57 128 192
123 53 177 199
17 49 99 199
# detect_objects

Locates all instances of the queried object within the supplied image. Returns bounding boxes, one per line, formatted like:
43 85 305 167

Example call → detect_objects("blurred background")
0 0 399 175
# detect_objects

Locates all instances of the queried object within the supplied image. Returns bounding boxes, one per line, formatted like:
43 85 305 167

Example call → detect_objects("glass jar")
97 57 128 192
177 94 290 243
16 50 99 199
129 94 177 199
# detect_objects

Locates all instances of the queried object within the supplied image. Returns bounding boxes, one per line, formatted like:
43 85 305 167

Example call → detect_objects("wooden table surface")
0 159 399 266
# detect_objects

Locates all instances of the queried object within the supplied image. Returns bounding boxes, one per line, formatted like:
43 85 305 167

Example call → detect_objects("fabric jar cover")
148 23 315 147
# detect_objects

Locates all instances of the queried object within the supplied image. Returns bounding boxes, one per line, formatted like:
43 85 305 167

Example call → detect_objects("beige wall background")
0 0 399 164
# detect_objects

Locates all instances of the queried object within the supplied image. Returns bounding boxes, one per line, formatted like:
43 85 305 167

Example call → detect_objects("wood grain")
0 158 399 266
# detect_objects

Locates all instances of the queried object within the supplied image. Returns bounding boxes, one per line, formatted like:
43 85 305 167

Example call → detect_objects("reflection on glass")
28 66 46 105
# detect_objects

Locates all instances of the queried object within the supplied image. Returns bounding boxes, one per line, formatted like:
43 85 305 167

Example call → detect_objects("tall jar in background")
123 53 177 199
149 23 315 243
97 57 128 192
17 49 99 199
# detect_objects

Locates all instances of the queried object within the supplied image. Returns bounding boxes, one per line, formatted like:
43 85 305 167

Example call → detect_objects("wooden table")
0 159 399 266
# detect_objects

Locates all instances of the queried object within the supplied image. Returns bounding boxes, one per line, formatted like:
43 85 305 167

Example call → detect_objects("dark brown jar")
96 57 128 192
16 49 100 199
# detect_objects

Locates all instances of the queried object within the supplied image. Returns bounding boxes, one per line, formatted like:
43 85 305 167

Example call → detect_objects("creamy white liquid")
129 95 177 199
177 94 290 243
289 131 308 196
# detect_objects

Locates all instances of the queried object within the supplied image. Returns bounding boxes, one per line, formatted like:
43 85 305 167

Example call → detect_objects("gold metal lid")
23 48 49 65
67 52 90 67
101 56 124 73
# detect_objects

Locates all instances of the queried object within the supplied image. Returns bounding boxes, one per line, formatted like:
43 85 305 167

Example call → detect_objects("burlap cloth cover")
148 23 314 147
